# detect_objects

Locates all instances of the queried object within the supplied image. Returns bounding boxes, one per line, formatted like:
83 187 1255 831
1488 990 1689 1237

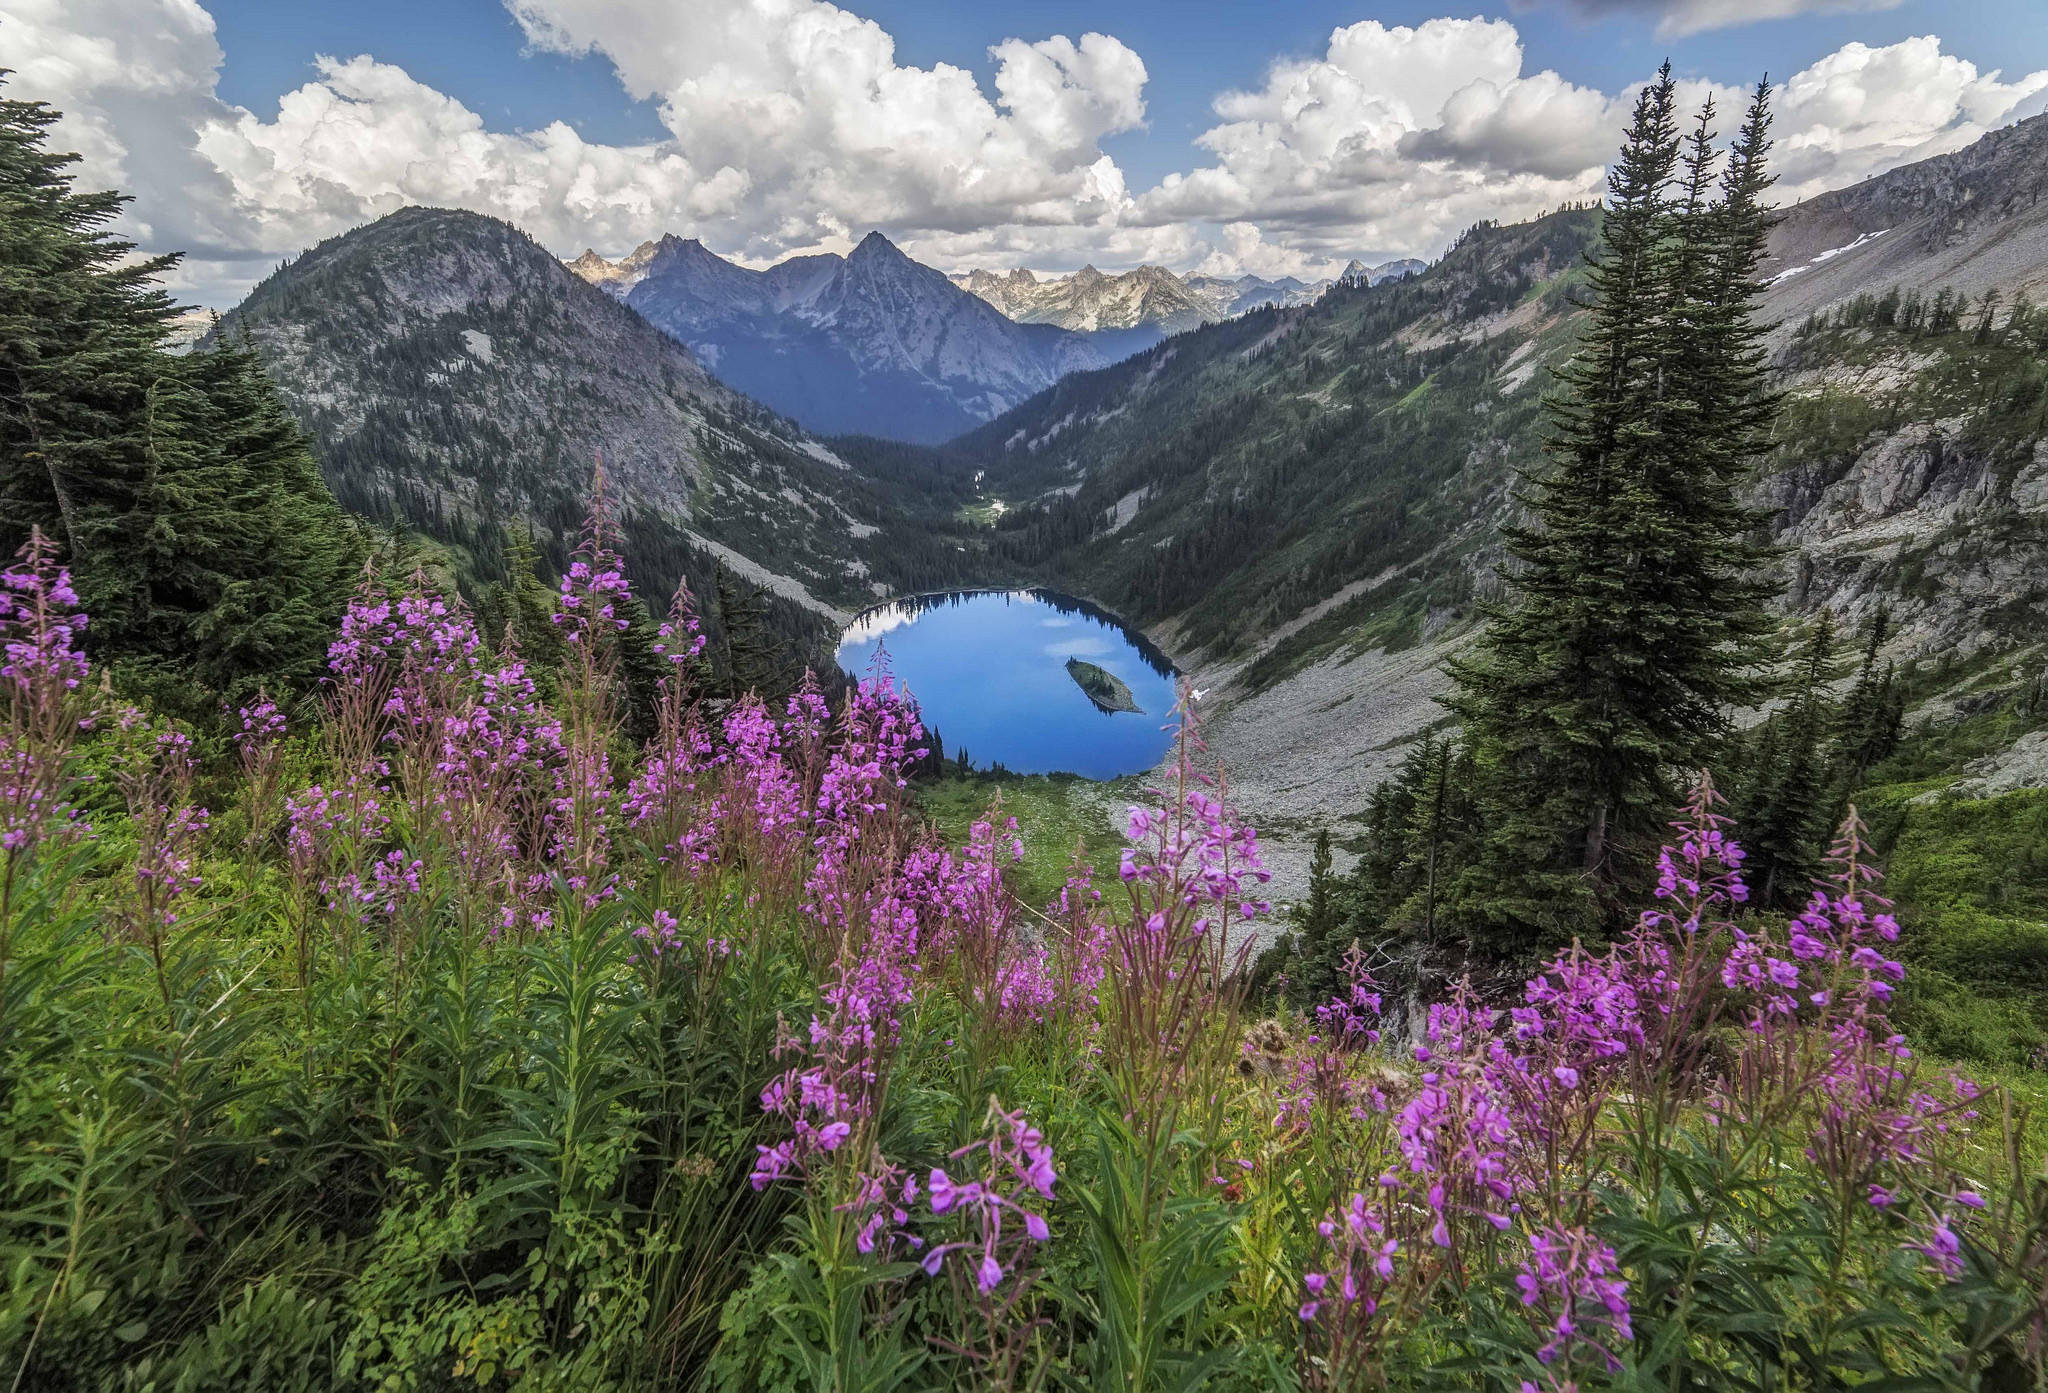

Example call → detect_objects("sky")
10 0 2048 307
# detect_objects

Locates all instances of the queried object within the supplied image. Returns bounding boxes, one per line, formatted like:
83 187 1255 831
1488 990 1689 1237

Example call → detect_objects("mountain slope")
953 264 1217 333
569 233 1150 443
1757 111 2048 327
949 115 2048 884
211 207 965 635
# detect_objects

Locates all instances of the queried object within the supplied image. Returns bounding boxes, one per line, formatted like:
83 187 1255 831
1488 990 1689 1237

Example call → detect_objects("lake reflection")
837 589 1179 779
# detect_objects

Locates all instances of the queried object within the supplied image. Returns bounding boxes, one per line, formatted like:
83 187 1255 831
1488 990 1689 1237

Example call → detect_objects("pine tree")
0 82 359 713
1444 71 1781 950
1829 606 1902 790
1743 611 1837 908
1393 734 1472 947
714 566 783 699
1281 829 1344 1004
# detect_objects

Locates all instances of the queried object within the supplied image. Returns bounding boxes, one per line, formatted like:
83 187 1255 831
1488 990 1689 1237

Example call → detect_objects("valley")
203 113 2048 923
12 14 2048 1386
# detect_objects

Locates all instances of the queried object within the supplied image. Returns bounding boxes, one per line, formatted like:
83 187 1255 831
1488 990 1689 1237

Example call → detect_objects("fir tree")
478 528 567 691
1743 611 1837 908
1444 71 1781 949
1279 828 1344 1004
0 82 359 713
1829 606 1903 791
714 566 784 699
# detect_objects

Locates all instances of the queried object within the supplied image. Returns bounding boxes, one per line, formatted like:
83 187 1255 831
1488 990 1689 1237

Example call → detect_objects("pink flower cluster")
921 1105 1057 1293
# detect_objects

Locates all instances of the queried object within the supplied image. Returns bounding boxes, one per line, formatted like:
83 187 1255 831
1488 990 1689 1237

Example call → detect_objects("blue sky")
17 0 2048 304
200 0 2048 191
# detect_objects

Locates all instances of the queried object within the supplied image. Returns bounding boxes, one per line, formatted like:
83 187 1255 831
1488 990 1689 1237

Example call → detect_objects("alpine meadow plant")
0 488 2044 1393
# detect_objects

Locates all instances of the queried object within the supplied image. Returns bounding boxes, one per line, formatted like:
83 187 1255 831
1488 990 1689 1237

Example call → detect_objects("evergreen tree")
478 528 567 690
1742 611 1837 908
0 82 359 713
1973 290 2003 345
714 566 785 699
1393 734 1472 947
1279 829 1343 1004
1829 606 1903 790
1444 71 1781 950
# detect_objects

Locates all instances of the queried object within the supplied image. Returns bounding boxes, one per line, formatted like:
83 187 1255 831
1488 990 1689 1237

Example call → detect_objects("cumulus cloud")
1 0 252 282
1520 0 1905 40
3 0 2045 302
1771 37 2048 200
1137 18 1632 262
1141 17 2048 267
1 0 1170 301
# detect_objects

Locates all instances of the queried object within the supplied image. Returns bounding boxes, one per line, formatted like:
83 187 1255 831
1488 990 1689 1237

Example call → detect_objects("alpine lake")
835 589 1179 780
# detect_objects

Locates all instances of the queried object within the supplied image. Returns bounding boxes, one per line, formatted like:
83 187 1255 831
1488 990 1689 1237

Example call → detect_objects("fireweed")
0 508 2043 1393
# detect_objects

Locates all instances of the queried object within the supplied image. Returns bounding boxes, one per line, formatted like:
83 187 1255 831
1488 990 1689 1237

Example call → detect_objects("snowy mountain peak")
952 258 1379 331
584 231 1134 442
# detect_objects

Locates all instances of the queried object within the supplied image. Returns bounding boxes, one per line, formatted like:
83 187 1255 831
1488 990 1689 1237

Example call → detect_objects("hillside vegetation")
3 67 2048 1393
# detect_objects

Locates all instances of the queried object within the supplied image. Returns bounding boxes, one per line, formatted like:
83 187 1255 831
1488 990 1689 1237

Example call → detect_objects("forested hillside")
960 112 2048 702
212 207 992 678
958 207 1600 669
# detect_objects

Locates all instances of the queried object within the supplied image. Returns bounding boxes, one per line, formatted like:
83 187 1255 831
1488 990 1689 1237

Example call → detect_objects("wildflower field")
1 507 2044 1393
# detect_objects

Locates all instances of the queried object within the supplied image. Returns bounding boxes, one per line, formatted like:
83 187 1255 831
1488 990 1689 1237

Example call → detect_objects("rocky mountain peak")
849 230 909 263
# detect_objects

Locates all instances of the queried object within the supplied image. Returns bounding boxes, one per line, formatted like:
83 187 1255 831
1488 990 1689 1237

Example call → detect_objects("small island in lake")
1065 657 1144 714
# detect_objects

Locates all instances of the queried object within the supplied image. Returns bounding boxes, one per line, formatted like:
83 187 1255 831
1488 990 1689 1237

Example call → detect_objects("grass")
917 770 1133 908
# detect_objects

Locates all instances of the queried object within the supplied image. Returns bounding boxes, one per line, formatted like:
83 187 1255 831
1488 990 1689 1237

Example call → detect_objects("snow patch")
1768 228 1889 286
461 329 493 364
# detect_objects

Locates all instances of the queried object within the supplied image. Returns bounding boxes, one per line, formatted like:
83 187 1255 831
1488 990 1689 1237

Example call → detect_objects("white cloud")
1771 37 2048 201
503 0 1150 246
1139 18 2048 269
1 0 1163 301
3 1 2045 303
1137 18 1632 263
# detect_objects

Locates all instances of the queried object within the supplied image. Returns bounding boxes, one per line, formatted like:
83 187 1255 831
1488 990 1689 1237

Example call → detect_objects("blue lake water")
836 589 1180 780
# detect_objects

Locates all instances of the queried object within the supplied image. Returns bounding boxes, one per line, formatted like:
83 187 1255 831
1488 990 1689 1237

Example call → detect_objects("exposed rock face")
1760 112 2048 331
210 206 885 617
1762 429 2048 662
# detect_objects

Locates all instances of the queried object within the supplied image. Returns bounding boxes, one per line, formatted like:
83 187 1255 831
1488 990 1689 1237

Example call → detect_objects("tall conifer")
1444 70 1781 949
1744 611 1836 908
0 81 359 712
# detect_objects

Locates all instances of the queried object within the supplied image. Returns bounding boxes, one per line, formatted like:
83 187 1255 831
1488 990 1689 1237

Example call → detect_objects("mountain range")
204 207 973 651
208 112 2048 906
565 232 1154 443
565 233 1422 442
953 258 1426 331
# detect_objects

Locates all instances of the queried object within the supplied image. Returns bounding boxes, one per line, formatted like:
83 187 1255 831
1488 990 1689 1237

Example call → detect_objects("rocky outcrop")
212 206 887 613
